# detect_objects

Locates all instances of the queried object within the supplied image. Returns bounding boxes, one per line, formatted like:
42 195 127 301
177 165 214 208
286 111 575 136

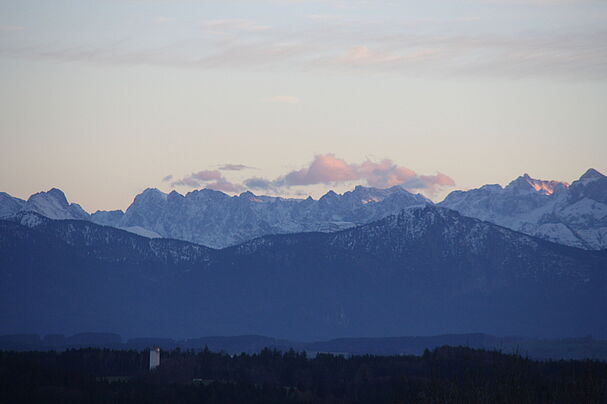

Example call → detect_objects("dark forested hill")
1 207 606 340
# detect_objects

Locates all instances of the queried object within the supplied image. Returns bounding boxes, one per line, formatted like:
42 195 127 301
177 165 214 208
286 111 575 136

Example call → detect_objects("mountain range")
2 206 606 340
1 169 605 250
440 168 607 250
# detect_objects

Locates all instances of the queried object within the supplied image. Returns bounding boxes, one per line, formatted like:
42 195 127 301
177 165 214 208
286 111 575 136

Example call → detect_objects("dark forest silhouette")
1 346 606 403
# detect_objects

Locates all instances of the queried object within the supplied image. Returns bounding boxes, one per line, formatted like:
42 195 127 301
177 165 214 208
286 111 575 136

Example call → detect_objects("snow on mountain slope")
0 186 430 247
2 168 605 250
22 188 90 220
90 210 124 227
0 192 25 218
440 169 607 250
117 185 430 248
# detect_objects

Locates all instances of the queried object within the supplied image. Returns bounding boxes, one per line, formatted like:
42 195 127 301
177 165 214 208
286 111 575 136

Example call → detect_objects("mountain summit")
440 169 607 249
505 174 568 195
23 188 90 221
579 168 605 182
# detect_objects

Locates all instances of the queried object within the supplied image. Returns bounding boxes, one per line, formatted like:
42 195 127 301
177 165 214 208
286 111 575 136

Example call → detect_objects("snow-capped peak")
136 188 168 201
113 184 434 248
23 188 90 220
0 192 25 218
440 169 606 250
7 211 52 228
506 174 568 195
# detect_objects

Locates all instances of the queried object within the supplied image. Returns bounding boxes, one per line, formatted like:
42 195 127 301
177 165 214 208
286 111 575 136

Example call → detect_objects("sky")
0 0 606 212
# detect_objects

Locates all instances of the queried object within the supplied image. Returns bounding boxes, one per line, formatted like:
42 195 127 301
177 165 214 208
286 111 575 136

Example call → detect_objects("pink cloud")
359 159 417 188
402 173 455 191
280 154 358 186
247 154 455 195
172 154 455 197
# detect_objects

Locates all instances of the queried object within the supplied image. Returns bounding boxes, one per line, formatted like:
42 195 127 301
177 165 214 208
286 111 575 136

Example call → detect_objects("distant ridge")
1 168 605 249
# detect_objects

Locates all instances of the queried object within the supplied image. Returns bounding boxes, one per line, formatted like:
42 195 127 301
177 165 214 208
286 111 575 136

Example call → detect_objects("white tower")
149 347 160 370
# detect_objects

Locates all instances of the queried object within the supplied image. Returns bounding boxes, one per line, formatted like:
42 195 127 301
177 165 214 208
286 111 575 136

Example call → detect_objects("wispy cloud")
337 45 439 67
172 170 222 186
162 174 173 182
219 164 255 171
243 177 276 191
171 177 201 188
4 8 605 79
205 178 244 193
171 170 244 193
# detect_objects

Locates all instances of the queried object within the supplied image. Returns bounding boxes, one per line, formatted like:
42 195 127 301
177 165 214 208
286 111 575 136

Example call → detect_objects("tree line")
1 346 606 403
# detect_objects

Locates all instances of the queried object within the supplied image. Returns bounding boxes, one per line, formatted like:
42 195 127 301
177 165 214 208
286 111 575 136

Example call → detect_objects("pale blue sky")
1 0 606 211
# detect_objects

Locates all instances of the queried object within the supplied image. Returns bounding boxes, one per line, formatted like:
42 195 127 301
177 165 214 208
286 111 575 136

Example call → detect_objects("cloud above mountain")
244 154 455 195
171 170 243 192
170 154 454 196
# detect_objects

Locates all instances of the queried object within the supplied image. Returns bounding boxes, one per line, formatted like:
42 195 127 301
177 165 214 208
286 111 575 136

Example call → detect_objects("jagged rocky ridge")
1 168 605 249
0 188 162 239
111 186 431 248
1 208 606 340
0 185 431 248
440 168 607 250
